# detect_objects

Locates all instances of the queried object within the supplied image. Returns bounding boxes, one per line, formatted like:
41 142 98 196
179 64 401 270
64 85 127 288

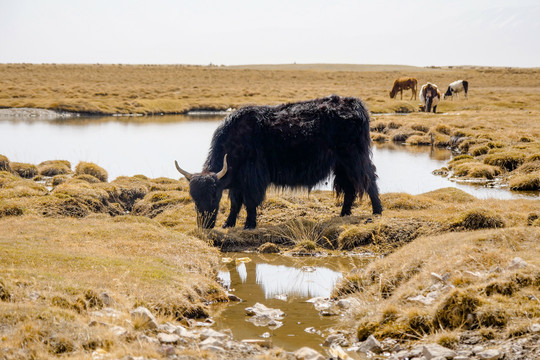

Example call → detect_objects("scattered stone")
157 333 181 345
507 257 528 270
91 307 122 319
357 335 382 354
323 333 349 347
306 297 332 311
199 328 230 341
530 323 540 333
200 336 225 348
454 357 469 360
472 345 485 354
241 339 272 348
328 345 349 359
100 292 114 306
293 346 325 360
304 327 317 334
245 303 284 327
275 294 288 301
130 306 158 330
422 343 456 359
227 292 242 302
477 349 502 360
200 344 225 353
28 291 41 301
111 325 127 337
139 334 159 345
260 332 271 338
173 325 198 340
337 299 351 309
159 345 176 356
157 322 177 334
408 291 440 305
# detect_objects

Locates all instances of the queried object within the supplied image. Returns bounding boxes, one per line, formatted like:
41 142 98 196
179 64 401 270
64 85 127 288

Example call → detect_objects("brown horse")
389 77 418 100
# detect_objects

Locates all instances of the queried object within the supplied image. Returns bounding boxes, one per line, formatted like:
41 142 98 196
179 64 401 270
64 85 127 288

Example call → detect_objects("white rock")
157 322 177 334
408 291 440 305
293 346 325 360
139 334 159 345
245 303 284 318
199 328 229 341
529 323 540 333
357 335 382 354
157 333 181 344
245 303 284 327
200 336 225 348
472 345 485 354
111 325 127 337
507 257 528 270
422 343 457 359
130 306 157 330
477 349 502 360
199 344 225 353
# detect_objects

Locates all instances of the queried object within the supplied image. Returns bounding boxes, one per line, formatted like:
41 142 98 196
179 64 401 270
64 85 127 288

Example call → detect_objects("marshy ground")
1 64 539 358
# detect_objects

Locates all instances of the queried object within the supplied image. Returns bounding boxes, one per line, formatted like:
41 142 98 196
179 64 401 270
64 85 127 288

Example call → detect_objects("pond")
213 253 368 351
0 114 537 199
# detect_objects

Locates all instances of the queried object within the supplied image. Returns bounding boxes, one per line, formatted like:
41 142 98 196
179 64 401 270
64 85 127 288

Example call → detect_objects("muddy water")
0 114 537 199
213 253 368 351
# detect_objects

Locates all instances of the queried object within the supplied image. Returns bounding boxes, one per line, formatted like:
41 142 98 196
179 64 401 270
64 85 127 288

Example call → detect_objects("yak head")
174 154 228 229
389 89 396 99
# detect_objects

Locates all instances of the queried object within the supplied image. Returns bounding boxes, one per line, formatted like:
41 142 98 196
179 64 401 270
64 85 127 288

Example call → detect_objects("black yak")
175 95 382 229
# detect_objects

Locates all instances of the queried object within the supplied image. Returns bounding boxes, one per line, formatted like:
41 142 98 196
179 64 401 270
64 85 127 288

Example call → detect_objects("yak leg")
334 165 357 216
367 167 383 215
223 188 243 228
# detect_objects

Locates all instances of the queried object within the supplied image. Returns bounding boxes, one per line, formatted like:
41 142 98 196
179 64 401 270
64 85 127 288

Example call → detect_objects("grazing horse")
419 83 441 113
175 95 382 229
443 80 469 100
389 77 418 100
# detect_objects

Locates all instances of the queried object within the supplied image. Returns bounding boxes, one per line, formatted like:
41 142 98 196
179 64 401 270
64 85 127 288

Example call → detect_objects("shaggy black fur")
182 95 382 229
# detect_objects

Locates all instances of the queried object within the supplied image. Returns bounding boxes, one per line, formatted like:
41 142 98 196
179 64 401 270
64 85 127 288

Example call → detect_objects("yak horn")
175 160 193 180
216 154 228 180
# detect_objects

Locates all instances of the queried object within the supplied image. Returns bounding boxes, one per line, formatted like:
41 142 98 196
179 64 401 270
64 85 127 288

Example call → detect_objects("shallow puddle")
213 253 369 351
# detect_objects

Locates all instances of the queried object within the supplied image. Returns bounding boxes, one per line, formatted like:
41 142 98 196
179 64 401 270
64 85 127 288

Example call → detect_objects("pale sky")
0 0 539 67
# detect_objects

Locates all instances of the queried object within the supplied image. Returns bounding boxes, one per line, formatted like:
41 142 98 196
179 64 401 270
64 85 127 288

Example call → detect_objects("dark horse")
175 95 382 229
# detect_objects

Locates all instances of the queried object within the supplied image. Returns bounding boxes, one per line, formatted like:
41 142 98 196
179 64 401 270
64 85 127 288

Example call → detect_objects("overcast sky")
1 0 539 67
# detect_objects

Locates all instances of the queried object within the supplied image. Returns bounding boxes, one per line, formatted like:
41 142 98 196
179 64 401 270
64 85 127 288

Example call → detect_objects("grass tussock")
509 171 540 191
75 161 108 182
450 208 505 230
10 162 38 179
0 154 12 172
38 160 72 177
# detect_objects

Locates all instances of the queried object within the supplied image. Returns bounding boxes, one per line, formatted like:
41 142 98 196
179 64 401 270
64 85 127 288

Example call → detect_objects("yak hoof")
223 222 235 229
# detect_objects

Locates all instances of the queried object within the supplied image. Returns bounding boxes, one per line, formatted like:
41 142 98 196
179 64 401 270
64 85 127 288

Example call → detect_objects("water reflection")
256 263 342 299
